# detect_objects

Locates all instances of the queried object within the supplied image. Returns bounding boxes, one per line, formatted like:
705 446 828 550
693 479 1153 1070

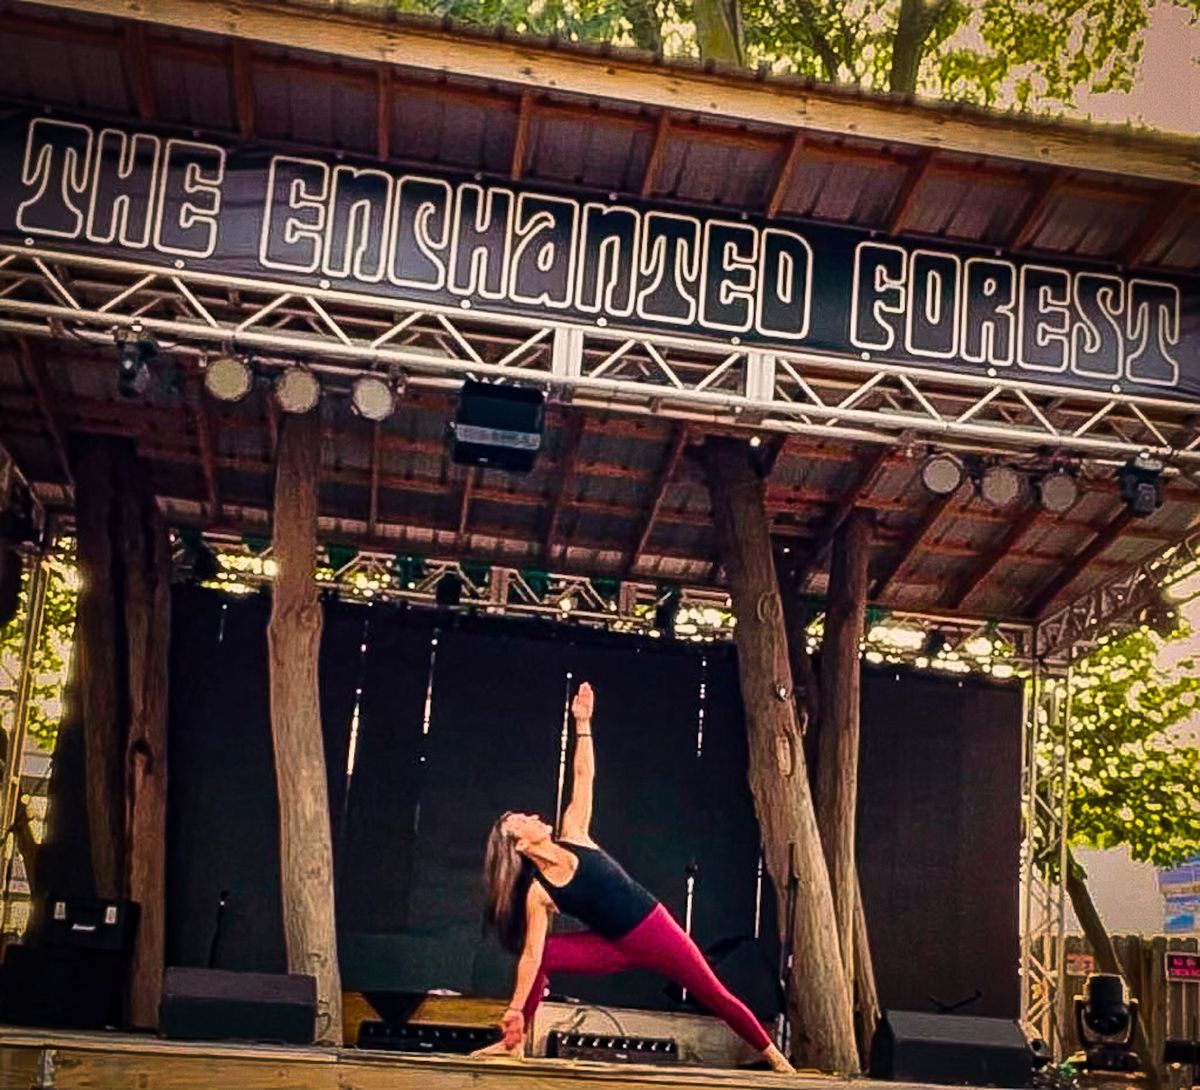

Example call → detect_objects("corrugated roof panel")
1030 192 1144 258
660 135 778 210
152 54 233 131
905 173 1030 244
526 113 650 193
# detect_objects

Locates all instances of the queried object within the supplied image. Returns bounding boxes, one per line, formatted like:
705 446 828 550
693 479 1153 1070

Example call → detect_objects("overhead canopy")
0 0 1198 631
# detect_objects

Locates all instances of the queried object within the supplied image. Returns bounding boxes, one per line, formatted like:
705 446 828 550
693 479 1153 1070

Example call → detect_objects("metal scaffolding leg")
1020 645 1073 1053
0 549 50 933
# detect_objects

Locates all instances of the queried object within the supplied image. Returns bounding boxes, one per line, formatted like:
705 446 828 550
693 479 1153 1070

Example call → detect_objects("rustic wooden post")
702 437 858 1073
119 474 171 1028
69 436 124 899
816 510 870 976
268 411 343 1045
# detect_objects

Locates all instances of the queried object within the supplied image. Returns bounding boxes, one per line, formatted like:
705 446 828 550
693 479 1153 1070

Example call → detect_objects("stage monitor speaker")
44 896 140 952
0 944 125 1029
449 380 544 473
870 1010 1033 1087
358 1020 500 1054
160 967 317 1044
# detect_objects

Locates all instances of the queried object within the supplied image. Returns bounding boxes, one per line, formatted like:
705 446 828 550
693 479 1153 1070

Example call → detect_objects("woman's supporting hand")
501 1007 525 1046
571 681 594 725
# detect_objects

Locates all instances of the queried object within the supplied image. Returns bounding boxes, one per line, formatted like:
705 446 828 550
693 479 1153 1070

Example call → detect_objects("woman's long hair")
482 812 535 954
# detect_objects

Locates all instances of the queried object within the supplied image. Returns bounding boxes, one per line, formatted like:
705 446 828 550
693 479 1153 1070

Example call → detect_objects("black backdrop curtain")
165 589 1022 1020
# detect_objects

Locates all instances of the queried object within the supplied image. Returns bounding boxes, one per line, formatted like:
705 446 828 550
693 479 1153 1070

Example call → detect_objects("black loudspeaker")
160 967 317 1044
44 896 140 952
0 944 125 1029
870 1011 1033 1087
449 380 544 473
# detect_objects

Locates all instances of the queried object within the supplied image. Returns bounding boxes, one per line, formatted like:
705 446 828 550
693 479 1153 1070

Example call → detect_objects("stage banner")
2 105 1198 403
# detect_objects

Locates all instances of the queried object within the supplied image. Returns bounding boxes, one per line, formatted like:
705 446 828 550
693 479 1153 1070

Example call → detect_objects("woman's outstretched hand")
571 681 594 724
470 1009 525 1058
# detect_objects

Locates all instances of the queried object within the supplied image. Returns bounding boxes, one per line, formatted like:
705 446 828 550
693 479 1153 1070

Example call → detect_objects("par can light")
979 464 1024 509
274 368 321 415
204 355 253 403
351 375 396 422
920 452 964 496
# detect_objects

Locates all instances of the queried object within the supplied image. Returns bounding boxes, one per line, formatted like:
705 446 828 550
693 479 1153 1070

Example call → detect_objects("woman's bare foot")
470 1037 525 1059
762 1044 796 1074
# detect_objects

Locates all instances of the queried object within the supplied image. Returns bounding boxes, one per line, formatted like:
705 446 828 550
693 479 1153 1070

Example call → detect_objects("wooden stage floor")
0 1026 990 1090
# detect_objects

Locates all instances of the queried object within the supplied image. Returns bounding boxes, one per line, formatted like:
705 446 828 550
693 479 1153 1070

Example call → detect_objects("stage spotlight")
434 572 463 608
979 464 1023 509
116 329 157 398
179 532 221 583
1037 469 1079 515
1118 453 1164 517
1075 973 1139 1073
351 375 395 422
749 435 762 448
558 593 577 614
204 355 253 403
920 452 964 496
274 368 321 415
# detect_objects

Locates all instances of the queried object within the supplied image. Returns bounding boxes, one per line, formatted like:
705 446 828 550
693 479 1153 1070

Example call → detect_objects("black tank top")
532 841 658 940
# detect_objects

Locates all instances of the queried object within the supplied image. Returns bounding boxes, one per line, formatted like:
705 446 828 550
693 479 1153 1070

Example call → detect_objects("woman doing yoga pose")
475 681 794 1072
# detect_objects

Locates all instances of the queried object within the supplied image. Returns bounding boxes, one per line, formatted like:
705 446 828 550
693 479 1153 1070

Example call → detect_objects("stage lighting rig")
1074 974 1139 1074
351 375 396 422
1037 468 1080 515
274 367 321 415
116 324 157 399
204 355 254 403
919 452 965 496
435 572 463 608
1118 453 1164 517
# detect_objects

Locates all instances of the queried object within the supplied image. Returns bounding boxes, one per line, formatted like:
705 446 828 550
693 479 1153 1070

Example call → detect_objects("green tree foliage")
0 553 77 755
375 0 1199 108
1059 620 1200 870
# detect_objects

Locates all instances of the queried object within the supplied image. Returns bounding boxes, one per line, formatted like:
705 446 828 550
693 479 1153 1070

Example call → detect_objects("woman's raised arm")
559 682 594 842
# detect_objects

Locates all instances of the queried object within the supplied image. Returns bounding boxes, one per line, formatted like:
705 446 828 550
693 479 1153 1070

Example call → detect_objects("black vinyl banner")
3 107 1198 402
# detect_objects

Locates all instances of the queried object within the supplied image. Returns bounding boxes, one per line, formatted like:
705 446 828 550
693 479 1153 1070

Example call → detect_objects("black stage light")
1118 453 1164 518
117 329 157 398
1075 973 1139 1073
179 532 221 583
435 572 463 607
654 587 681 636
449 380 545 473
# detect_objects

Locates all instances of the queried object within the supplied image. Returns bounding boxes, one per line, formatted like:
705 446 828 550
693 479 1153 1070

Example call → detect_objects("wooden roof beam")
123 23 157 122
793 446 890 589
543 411 585 559
627 424 688 575
511 90 534 180
641 112 671 198
376 67 393 162
231 41 256 139
1009 170 1070 251
1122 184 1193 268
1024 506 1135 617
946 501 1042 609
456 466 476 540
766 132 805 218
186 372 221 523
884 149 935 235
870 485 963 598
15 339 72 487
367 424 381 537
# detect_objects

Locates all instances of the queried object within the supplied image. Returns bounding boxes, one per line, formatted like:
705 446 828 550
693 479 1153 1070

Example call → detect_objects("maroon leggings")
522 903 772 1051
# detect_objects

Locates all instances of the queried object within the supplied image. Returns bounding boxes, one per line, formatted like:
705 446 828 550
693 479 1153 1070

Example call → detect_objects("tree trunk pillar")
816 511 871 976
268 411 343 1045
702 437 858 1073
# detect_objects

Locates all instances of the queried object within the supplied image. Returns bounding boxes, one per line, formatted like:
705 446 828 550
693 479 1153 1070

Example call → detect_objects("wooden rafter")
766 132 805 218
1122 184 1193 268
885 149 934 235
367 424 381 537
870 485 962 598
543 412 586 559
231 41 256 139
1025 505 1134 617
376 66 393 162
15 339 72 486
457 466 476 539
641 112 672 199
511 90 534 181
187 373 221 522
793 446 890 589
628 424 688 575
947 501 1041 609
1009 170 1070 251
122 23 156 121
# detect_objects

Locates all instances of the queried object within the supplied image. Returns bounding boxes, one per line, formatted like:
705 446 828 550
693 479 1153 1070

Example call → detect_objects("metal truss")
1020 661 1072 1054
199 535 1036 667
1036 524 1200 661
2 244 1199 465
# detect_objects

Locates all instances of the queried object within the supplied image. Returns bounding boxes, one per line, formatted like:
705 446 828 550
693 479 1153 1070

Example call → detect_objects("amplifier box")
548 1031 679 1064
358 1020 500 1054
160 967 316 1044
44 896 140 952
